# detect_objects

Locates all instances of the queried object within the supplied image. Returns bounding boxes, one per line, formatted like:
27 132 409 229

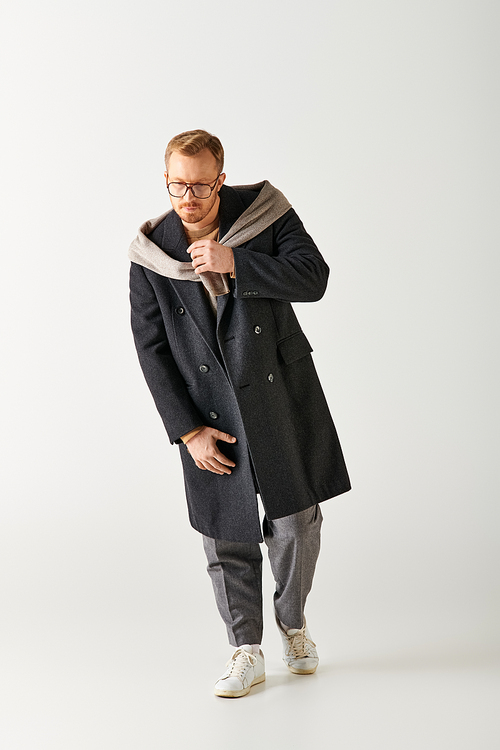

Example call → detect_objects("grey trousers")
202 504 323 646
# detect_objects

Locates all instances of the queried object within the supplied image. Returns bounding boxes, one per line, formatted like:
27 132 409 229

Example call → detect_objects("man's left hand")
188 240 234 274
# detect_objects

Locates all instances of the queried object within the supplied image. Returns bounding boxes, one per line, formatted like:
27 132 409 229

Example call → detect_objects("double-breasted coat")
129 183 350 543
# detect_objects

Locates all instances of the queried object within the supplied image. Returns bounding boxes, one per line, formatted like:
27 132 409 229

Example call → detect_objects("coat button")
267 373 274 383
209 411 219 419
199 365 210 373
175 306 185 315
254 325 262 334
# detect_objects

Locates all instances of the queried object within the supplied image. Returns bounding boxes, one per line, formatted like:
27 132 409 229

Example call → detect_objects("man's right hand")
185 426 236 475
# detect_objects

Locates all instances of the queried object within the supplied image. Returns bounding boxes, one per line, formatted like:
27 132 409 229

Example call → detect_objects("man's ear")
218 172 226 191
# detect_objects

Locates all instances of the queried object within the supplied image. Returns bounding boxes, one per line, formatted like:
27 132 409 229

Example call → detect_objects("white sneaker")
214 645 265 698
276 615 319 674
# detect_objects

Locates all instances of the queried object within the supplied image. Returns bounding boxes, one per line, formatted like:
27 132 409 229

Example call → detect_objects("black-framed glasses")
166 175 221 199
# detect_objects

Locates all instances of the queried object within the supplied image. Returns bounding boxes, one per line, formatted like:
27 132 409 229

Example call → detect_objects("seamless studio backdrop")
1 1 499 748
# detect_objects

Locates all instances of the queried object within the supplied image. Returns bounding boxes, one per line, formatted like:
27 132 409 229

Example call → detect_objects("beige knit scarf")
128 180 291 297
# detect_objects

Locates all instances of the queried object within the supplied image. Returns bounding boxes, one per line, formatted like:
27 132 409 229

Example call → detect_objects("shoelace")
285 627 317 659
224 648 257 680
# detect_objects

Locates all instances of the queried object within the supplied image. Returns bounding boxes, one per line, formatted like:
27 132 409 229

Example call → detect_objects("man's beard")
177 191 218 224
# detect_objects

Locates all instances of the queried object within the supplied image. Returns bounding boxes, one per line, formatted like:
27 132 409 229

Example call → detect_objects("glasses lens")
191 184 212 198
168 183 186 197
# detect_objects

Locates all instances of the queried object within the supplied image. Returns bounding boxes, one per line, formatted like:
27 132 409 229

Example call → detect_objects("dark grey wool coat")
130 183 350 543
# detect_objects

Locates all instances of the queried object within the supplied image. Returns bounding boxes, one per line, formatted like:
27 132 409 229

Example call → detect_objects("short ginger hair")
164 129 224 173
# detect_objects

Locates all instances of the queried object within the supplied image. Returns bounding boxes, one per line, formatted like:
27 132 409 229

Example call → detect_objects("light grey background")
1 0 499 748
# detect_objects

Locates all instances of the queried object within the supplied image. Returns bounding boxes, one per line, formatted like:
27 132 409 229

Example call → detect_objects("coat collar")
218 184 248 239
214 186 248 332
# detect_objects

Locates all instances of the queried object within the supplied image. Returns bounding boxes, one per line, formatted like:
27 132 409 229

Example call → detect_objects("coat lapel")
159 210 220 357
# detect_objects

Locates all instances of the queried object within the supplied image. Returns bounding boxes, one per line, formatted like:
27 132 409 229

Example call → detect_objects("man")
129 129 350 698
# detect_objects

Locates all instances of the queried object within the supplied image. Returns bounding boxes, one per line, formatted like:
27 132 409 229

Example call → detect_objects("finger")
214 431 237 444
210 463 232 475
203 454 233 473
186 241 206 255
213 450 235 468
190 247 204 259
203 460 227 475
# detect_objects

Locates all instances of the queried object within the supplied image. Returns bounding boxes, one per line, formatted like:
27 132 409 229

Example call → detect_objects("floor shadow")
260 669 323 690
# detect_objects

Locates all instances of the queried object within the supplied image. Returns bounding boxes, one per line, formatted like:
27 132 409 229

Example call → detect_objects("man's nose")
184 185 196 198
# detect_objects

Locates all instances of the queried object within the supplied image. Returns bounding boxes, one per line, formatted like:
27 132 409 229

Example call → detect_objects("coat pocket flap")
277 331 313 364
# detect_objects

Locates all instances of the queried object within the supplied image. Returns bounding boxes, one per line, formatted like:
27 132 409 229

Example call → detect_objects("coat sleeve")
129 262 203 444
232 208 329 302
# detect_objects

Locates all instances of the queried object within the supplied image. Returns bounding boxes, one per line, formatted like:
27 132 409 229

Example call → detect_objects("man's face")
166 149 225 227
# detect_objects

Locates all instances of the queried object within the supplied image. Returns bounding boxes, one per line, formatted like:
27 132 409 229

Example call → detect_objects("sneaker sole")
286 664 318 675
214 673 266 698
